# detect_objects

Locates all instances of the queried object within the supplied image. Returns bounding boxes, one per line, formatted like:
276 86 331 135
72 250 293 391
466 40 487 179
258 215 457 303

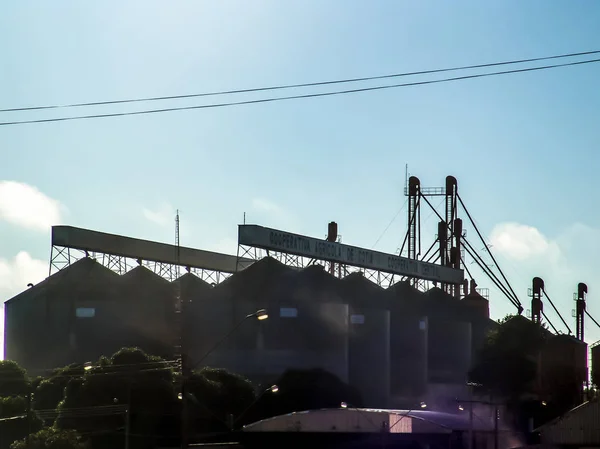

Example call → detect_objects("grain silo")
189 257 292 378
592 341 600 388
116 266 176 359
386 281 428 403
340 272 390 408
421 288 473 386
4 258 121 370
538 333 588 404
258 263 349 384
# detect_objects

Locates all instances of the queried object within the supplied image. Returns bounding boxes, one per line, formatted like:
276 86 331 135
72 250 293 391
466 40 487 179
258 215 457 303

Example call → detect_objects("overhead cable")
2 49 600 114
542 311 560 334
586 310 600 329
1 57 600 127
457 194 523 310
542 289 573 335
418 194 521 310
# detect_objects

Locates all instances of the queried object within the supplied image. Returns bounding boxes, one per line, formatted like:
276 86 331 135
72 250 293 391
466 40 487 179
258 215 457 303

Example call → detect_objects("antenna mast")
175 209 181 279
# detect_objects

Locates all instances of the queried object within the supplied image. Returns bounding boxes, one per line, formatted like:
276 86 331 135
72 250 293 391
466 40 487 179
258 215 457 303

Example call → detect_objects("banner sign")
238 225 463 284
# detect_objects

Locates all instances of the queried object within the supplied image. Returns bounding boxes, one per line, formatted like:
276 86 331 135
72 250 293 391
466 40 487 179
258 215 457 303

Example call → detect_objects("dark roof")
423 286 455 301
547 332 586 346
211 257 294 304
463 290 488 302
289 264 343 303
117 266 175 305
501 314 553 337
387 280 423 298
339 272 386 306
216 257 292 289
5 257 119 305
120 265 172 286
173 272 212 291
421 287 472 318
295 264 340 288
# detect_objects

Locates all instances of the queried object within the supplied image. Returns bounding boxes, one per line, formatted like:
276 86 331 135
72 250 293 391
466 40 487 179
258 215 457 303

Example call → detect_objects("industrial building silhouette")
4 253 493 408
3 215 597 410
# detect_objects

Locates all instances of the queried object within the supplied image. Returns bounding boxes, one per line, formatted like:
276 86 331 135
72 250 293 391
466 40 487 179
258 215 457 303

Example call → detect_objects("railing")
403 186 446 196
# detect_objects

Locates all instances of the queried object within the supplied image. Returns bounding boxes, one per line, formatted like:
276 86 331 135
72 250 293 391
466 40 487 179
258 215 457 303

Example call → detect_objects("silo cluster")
4 255 493 408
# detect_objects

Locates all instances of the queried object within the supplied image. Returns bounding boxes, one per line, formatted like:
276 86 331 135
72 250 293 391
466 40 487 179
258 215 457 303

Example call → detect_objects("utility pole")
176 210 189 449
26 390 32 449
175 210 190 449
469 400 474 449
125 377 132 449
494 403 499 449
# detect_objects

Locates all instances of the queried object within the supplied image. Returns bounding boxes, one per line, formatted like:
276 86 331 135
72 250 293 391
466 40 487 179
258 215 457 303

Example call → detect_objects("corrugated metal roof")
243 408 504 433
538 398 600 445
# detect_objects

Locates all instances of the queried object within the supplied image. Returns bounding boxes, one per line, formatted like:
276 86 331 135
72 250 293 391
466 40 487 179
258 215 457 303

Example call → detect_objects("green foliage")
251 368 363 424
469 315 549 400
497 314 515 325
55 347 178 449
0 361 30 397
186 367 256 432
0 396 43 449
2 349 264 447
0 396 27 417
34 364 86 418
10 428 88 449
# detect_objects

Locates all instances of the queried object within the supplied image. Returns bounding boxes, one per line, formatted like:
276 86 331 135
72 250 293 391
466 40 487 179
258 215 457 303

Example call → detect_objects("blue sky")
2 1 600 360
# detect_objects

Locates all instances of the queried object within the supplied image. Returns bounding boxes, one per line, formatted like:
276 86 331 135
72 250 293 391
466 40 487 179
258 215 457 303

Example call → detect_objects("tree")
10 428 88 449
0 361 43 449
0 361 30 397
469 315 549 400
0 395 43 449
34 364 86 425
186 367 256 433
250 368 363 423
55 347 178 449
469 315 558 433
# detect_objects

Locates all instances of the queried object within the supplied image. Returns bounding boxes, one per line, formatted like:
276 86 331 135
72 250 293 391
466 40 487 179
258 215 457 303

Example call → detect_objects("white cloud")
252 198 283 214
0 306 3 360
0 251 48 360
483 222 600 344
250 197 296 230
142 202 175 227
0 251 48 301
205 237 239 255
0 181 63 231
489 222 560 262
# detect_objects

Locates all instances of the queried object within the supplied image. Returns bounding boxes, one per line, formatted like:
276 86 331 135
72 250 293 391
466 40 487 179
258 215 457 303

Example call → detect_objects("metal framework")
399 175 465 294
236 243 401 288
48 225 246 285
49 245 234 284
234 174 526 310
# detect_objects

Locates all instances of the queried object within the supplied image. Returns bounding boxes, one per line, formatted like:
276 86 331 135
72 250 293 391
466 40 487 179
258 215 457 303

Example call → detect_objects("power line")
0 365 178 382
372 201 407 249
2 49 599 114
2 57 600 127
